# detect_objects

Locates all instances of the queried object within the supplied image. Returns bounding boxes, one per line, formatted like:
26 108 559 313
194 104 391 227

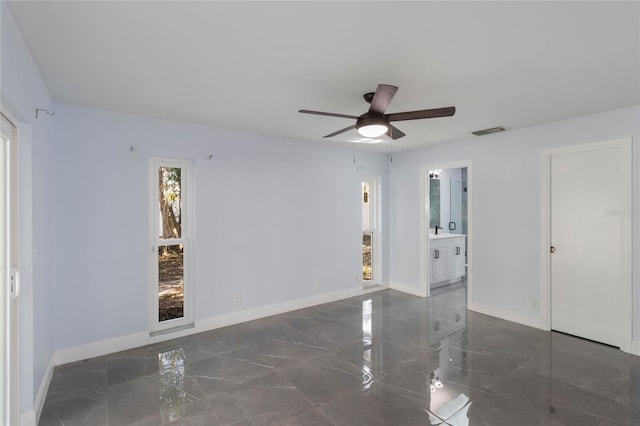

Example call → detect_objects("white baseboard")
19 410 36 426
468 301 545 330
19 352 54 426
54 284 389 366
468 303 639 356
54 330 149 366
389 281 427 298
195 284 387 333
34 354 55 424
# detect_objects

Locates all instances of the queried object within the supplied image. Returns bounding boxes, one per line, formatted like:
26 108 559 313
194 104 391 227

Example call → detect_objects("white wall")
51 103 390 350
390 105 640 337
1 2 55 419
3 0 637 416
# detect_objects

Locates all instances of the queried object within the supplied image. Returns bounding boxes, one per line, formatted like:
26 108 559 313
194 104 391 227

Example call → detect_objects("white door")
550 144 627 347
0 112 18 426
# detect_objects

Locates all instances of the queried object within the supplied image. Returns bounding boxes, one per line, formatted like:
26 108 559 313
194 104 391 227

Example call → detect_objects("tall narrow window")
362 180 374 282
150 159 192 331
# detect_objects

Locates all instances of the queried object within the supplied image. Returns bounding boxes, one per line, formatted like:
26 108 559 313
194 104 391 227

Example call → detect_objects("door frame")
420 160 473 299
0 109 19 426
541 138 632 352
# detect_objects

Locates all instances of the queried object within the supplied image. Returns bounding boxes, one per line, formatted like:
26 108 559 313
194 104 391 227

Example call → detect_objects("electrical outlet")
235 295 242 306
314 280 321 290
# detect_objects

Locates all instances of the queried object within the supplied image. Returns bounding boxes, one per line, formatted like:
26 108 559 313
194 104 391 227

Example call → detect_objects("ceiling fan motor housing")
363 92 376 104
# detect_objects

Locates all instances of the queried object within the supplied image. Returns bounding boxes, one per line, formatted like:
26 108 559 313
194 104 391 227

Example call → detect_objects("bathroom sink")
429 233 464 239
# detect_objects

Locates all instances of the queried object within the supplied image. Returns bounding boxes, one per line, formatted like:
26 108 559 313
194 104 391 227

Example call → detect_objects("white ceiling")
7 1 640 152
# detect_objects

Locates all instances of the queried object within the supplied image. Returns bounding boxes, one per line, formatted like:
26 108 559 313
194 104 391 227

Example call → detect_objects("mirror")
429 178 440 228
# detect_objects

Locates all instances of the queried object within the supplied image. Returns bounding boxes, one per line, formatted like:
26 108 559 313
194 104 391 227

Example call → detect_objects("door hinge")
10 269 20 299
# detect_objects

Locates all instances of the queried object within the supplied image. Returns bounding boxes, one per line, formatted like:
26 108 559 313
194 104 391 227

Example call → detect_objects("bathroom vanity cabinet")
430 234 466 287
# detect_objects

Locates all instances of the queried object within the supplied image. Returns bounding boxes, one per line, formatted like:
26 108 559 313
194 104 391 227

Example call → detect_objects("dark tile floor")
39 286 639 425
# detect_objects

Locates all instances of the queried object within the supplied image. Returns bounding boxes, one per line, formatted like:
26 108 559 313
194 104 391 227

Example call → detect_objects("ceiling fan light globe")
357 124 388 138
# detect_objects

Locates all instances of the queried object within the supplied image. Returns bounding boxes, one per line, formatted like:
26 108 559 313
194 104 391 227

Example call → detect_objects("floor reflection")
157 347 187 423
39 285 637 426
362 298 382 391
433 393 470 426
429 367 471 425
362 299 372 346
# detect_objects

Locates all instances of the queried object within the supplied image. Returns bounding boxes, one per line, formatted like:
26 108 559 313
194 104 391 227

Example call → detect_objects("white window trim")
149 157 194 333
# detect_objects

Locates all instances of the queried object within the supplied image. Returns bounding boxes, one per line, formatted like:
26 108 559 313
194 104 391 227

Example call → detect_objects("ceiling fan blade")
386 106 456 122
323 124 357 138
299 110 360 120
368 84 398 115
387 124 406 140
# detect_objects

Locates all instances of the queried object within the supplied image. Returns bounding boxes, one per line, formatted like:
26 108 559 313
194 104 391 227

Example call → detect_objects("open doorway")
421 162 472 299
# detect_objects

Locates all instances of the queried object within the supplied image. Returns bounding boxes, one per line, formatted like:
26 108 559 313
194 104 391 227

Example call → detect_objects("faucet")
435 225 442 235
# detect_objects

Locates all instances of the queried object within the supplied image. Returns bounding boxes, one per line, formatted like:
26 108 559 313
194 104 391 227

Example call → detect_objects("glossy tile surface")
39 287 639 425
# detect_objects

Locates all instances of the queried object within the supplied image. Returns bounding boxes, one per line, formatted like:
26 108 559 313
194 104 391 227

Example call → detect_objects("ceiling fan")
299 84 455 140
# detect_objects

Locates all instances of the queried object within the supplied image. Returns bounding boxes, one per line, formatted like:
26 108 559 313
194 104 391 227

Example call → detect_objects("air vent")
472 126 507 136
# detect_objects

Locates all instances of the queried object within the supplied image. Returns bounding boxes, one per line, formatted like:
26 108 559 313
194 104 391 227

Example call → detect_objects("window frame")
149 157 194 333
362 178 381 284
